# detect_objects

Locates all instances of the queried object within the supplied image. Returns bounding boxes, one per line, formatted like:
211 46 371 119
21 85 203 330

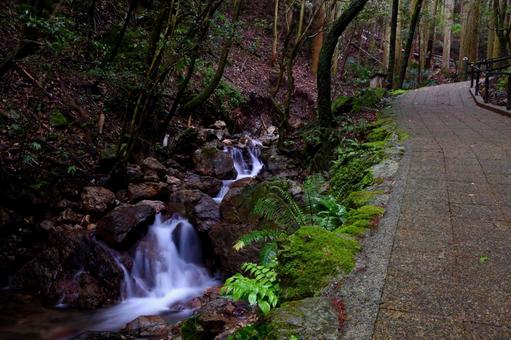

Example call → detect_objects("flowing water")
214 141 264 203
91 215 217 331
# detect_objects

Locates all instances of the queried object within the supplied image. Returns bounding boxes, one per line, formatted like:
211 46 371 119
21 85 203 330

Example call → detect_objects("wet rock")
268 297 340 339
199 128 229 142
58 208 83 224
126 164 144 183
127 182 168 203
12 230 123 308
71 331 124 340
193 147 234 179
170 190 219 232
121 315 171 338
184 173 222 196
143 169 160 182
178 287 258 339
56 199 79 210
141 157 167 178
40 219 55 231
212 120 227 129
219 178 258 224
96 204 156 248
81 186 116 215
260 145 300 179
135 200 167 213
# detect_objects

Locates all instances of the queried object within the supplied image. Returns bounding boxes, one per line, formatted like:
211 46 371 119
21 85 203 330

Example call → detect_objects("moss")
180 317 205 340
366 125 392 142
331 95 353 113
228 323 270 340
49 109 68 128
345 205 385 225
277 226 360 300
352 88 386 112
390 89 408 96
345 190 385 208
335 225 367 237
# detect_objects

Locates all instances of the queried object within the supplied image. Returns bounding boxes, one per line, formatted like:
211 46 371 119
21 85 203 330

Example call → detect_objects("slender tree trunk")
272 0 279 66
387 0 399 88
459 0 481 67
317 0 369 127
442 0 453 72
399 0 424 88
425 0 439 69
108 0 138 63
311 3 325 74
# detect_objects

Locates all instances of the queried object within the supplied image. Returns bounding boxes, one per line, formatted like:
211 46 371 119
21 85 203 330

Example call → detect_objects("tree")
398 0 424 88
492 0 510 57
317 0 369 128
442 0 454 72
387 0 399 88
459 0 481 68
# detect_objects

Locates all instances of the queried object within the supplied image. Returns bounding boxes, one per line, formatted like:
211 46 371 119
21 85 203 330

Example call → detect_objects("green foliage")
228 323 270 340
222 262 279 315
234 230 286 252
278 226 360 300
67 165 77 175
335 205 385 238
345 190 383 208
49 110 69 128
312 195 347 231
390 89 408 96
30 142 42 151
352 88 386 112
331 95 352 113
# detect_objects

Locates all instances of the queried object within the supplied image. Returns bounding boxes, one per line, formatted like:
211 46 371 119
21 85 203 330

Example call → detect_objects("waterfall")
213 140 264 203
92 214 216 331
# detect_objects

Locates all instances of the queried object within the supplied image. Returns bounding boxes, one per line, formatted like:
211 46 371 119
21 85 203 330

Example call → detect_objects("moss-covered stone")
49 109 69 128
345 190 385 208
267 297 340 340
335 224 367 237
345 205 385 225
277 226 360 300
352 88 386 112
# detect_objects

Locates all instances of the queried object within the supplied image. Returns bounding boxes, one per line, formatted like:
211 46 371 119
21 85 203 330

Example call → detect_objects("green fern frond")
234 230 285 251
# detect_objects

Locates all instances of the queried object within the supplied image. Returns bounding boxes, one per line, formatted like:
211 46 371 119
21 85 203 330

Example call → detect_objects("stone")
143 169 160 182
127 182 168 203
126 164 144 183
212 120 227 129
193 147 234 179
170 190 219 232
56 199 78 210
96 204 156 248
122 315 171 338
268 297 340 339
141 157 167 177
184 173 222 196
58 208 83 224
40 220 55 231
135 200 167 213
81 186 116 214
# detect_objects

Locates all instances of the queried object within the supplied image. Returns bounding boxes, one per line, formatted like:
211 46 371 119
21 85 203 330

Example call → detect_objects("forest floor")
366 82 511 338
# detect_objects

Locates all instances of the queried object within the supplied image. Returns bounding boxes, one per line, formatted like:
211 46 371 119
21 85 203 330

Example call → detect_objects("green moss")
277 226 360 300
390 89 408 96
366 126 392 142
352 88 386 112
335 225 367 237
345 205 385 225
49 109 68 128
345 190 384 208
228 323 270 340
331 95 352 113
179 317 204 340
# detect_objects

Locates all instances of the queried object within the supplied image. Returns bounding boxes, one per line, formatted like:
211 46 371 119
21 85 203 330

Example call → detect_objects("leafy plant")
221 262 279 315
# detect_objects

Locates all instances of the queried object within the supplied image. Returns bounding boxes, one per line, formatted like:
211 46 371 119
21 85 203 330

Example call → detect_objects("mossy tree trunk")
316 0 369 128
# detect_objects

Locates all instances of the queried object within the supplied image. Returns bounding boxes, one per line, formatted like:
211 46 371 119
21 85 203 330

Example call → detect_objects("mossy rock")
277 226 360 300
345 190 385 208
345 205 385 225
49 109 69 128
267 297 340 339
352 88 386 112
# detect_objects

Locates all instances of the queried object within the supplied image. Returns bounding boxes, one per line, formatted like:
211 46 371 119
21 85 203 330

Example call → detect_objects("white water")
213 141 264 203
92 214 217 331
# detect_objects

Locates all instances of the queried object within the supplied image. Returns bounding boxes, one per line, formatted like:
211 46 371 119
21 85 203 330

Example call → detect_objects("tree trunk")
311 3 325 74
442 0 454 71
493 0 509 57
317 0 369 127
425 0 439 69
108 0 138 63
459 0 481 68
387 0 399 88
399 0 424 88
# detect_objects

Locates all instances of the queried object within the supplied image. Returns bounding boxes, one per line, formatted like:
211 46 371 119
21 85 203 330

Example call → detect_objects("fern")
233 230 286 251
221 262 279 315
253 185 307 229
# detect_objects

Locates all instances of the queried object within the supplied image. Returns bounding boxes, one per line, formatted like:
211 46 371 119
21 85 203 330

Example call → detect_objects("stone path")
374 82 511 338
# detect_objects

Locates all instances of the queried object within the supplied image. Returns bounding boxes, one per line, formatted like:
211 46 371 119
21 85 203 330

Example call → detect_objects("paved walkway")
374 82 511 338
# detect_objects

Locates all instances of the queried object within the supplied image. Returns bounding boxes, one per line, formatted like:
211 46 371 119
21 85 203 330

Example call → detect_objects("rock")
141 157 167 178
126 164 144 183
268 297 340 339
143 169 160 182
56 199 78 210
122 315 171 338
127 182 168 203
178 287 258 339
212 120 227 129
96 204 156 248
12 230 124 308
170 190 219 232
135 200 167 213
199 128 229 142
81 186 116 214
166 175 181 186
58 208 83 224
40 219 55 231
219 178 258 224
193 147 234 179
184 173 222 196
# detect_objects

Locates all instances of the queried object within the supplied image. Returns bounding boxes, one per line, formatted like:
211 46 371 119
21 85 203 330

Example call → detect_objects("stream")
0 141 264 338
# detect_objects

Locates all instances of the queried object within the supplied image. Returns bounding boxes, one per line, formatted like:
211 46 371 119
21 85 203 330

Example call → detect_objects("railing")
467 55 511 110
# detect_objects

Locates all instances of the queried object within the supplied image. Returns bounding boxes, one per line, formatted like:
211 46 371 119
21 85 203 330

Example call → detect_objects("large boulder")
121 315 172 338
267 297 341 339
170 190 219 232
12 230 124 308
193 147 234 179
81 186 116 214
184 173 222 196
141 157 167 176
127 182 168 203
96 204 156 248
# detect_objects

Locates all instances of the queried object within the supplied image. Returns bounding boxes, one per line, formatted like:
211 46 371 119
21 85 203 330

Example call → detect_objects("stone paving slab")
374 82 511 339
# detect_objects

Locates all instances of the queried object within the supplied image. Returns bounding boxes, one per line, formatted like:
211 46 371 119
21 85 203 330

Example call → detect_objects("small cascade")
92 214 216 331
214 140 264 203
